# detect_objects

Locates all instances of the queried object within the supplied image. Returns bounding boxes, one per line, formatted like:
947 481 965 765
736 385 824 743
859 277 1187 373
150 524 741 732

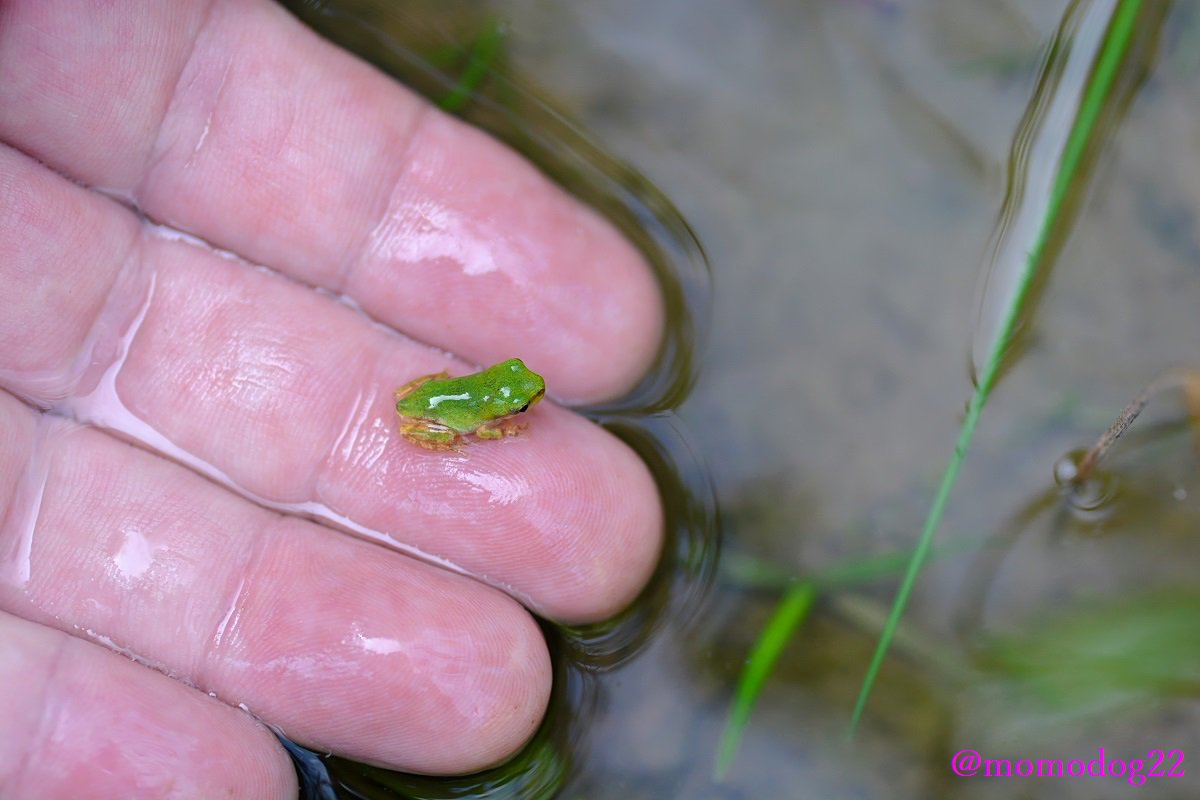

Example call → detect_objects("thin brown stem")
1071 368 1200 486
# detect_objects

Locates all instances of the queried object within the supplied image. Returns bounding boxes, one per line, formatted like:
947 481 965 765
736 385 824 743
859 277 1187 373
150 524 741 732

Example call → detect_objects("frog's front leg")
393 370 451 403
397 417 464 451
474 418 526 441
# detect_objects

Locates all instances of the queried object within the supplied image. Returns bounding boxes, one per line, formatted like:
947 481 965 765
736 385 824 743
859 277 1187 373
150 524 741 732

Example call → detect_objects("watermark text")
951 747 1184 786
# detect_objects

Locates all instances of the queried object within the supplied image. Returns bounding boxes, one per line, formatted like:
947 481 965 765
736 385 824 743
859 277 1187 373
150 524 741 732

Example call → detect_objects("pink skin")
0 0 662 403
0 611 297 799
0 0 664 794
0 394 552 774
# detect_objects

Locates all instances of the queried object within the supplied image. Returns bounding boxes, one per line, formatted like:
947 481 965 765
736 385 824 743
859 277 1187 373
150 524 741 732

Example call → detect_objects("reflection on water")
971 0 1163 383
281 1 1200 798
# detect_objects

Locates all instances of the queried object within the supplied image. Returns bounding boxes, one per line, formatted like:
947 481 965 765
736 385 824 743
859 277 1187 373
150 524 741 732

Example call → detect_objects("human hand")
0 1 663 796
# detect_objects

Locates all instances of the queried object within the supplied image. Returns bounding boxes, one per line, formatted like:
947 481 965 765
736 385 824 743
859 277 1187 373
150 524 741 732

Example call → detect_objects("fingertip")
0 613 298 800
435 591 554 772
482 406 664 624
552 430 665 624
210 522 553 776
352 108 665 404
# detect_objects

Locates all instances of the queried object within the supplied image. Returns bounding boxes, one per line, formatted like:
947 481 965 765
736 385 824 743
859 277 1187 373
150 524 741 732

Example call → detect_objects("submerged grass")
715 535 984 779
438 17 506 112
848 0 1146 735
709 0 1163 771
714 582 816 780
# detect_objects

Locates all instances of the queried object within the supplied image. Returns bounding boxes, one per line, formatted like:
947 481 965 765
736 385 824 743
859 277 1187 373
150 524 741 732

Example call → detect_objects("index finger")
0 0 662 403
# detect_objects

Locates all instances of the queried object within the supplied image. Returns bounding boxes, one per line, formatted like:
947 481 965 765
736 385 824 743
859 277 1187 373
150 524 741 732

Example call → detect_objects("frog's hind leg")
393 370 451 403
397 418 464 451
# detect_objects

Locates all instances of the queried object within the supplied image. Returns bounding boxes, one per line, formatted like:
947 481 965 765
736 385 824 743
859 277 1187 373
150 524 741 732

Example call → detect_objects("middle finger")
0 144 662 623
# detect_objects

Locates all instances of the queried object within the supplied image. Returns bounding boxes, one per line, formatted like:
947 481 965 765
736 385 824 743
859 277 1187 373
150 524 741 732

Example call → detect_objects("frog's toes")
408 435 463 451
416 437 464 452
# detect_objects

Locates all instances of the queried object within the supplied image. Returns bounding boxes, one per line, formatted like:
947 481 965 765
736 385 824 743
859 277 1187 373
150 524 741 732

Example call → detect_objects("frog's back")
397 376 477 429
395 359 544 436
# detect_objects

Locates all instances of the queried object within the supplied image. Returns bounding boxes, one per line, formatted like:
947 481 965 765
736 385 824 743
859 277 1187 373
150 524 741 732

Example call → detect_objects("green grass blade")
849 0 1145 736
714 582 817 781
439 18 505 112
713 534 993 776
710 532 993 777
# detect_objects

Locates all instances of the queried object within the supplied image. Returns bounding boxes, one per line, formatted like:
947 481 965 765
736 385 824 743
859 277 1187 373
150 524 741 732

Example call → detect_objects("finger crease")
6 634 67 798
334 99 431 298
134 0 220 207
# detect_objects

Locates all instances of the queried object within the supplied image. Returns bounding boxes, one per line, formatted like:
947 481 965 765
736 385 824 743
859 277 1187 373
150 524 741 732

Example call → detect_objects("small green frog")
393 358 546 450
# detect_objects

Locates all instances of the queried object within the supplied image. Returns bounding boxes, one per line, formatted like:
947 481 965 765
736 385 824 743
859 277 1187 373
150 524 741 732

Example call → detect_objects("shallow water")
284 1 1200 798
